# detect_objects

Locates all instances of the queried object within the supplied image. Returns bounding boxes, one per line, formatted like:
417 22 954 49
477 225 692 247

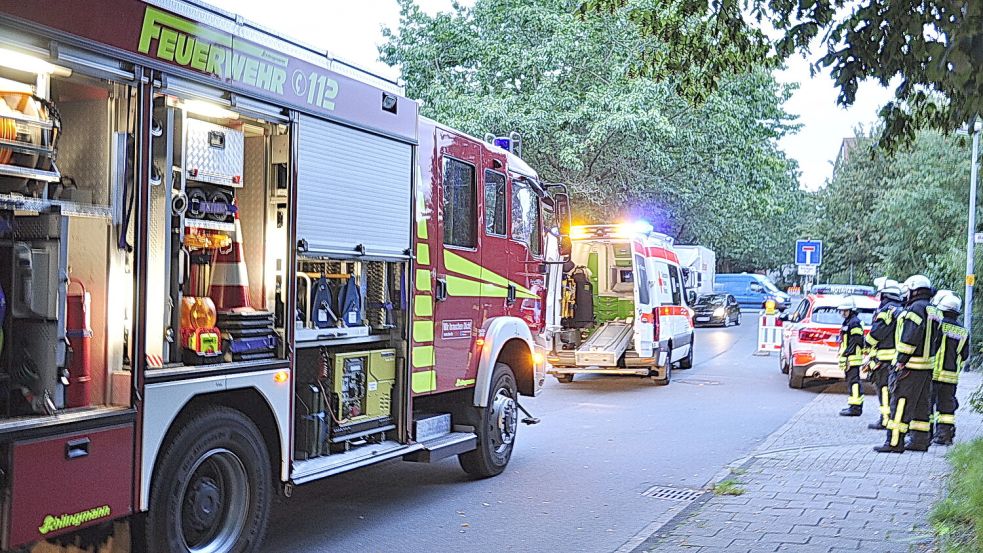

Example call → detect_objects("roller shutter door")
297 115 412 259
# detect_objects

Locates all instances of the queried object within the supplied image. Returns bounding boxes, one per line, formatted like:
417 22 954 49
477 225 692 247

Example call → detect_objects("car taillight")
792 351 815 366
799 328 835 343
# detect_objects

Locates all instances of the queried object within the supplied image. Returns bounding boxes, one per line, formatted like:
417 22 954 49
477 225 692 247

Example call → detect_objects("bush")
932 439 983 552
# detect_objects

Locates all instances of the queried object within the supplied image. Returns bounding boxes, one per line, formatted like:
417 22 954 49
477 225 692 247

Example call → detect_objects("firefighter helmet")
880 285 903 302
936 293 962 314
903 275 932 292
873 277 889 291
932 289 955 306
837 297 857 312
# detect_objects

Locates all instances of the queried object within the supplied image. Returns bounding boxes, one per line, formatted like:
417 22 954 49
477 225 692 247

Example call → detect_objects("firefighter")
837 297 865 416
864 282 903 430
875 275 941 453
930 292 967 446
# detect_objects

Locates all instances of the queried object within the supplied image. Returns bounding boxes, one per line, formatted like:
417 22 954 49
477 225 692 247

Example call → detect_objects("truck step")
414 413 451 442
403 432 477 463
575 321 633 366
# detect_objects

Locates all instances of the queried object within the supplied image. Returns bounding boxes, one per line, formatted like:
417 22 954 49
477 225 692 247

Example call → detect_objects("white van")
547 223 695 384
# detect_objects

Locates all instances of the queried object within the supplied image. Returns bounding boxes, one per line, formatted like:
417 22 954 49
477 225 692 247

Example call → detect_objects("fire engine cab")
0 1 565 551
547 223 695 384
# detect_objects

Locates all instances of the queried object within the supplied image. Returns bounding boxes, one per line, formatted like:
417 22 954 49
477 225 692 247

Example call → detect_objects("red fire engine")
0 1 567 551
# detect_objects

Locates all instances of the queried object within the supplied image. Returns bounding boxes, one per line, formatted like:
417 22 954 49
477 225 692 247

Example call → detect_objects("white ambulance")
547 223 695 384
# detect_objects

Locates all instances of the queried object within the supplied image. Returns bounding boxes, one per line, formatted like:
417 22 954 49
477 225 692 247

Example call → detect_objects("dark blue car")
714 273 791 311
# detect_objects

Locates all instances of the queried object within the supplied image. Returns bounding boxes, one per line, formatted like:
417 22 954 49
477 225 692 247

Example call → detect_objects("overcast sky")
208 0 893 191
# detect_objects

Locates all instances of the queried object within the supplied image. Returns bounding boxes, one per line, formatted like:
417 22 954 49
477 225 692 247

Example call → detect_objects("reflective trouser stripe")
909 420 931 432
847 383 864 405
888 397 907 446
936 370 959 384
879 386 890 426
937 413 956 425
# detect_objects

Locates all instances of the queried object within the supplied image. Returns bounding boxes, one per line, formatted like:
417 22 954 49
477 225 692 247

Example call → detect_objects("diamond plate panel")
55 99 110 206
185 118 244 188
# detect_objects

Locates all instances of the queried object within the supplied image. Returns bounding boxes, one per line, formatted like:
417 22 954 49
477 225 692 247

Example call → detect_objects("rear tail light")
792 351 816 366
798 328 835 343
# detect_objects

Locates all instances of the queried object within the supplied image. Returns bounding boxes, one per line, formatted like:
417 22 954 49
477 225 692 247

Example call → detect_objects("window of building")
442 157 476 248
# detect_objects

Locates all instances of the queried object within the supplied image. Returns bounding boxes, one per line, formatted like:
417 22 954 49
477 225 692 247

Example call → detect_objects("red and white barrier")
757 313 783 354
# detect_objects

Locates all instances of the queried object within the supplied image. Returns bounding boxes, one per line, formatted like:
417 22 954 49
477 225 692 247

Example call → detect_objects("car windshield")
696 295 725 306
812 306 875 326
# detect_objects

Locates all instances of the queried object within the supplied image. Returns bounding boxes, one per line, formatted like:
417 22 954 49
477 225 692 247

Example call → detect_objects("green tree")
581 0 983 150
381 0 803 271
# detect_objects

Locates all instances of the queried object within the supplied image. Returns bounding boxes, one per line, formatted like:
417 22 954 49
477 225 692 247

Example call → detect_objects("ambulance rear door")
630 237 656 357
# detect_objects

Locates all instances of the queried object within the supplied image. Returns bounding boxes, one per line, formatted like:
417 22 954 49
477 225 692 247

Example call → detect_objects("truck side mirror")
686 290 697 305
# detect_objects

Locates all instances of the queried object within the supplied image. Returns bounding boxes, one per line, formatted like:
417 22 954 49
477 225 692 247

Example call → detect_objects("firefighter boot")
905 431 931 452
867 419 885 430
839 405 862 417
933 426 954 446
874 428 904 453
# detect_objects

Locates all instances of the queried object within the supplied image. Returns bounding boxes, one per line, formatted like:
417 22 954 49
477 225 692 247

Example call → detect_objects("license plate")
696 316 710 322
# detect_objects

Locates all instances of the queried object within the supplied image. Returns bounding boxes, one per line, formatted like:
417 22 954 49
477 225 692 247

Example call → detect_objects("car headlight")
713 307 725 317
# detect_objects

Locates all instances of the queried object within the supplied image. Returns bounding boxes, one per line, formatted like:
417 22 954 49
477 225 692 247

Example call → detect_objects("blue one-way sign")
796 240 823 265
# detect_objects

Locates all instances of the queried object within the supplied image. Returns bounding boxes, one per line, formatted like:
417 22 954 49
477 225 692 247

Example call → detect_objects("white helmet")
903 274 932 292
881 285 903 302
936 293 962 314
873 277 889 291
885 279 900 289
932 289 955 305
837 297 856 311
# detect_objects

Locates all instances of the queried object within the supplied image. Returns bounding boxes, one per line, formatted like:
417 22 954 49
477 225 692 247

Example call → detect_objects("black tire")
779 351 790 374
723 314 731 327
736 313 742 326
788 365 805 389
555 373 574 383
145 406 272 553
679 338 694 369
459 363 518 478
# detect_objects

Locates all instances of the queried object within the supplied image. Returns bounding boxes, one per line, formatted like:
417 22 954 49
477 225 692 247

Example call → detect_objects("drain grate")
640 485 705 502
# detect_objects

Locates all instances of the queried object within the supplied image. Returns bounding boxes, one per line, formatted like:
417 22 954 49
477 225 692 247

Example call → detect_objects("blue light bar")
494 137 513 152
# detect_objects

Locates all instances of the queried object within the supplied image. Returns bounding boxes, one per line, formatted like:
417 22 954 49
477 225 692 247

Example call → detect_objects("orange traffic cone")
209 204 252 313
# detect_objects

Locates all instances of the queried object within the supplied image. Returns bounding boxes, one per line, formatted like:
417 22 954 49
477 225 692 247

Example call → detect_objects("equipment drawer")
4 424 133 548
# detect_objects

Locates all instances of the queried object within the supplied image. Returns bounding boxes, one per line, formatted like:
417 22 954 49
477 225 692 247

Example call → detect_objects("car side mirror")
687 290 697 305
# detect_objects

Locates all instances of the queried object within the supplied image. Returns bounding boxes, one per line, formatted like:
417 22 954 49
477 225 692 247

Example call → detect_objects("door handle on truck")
65 437 90 460
507 284 516 305
435 278 448 302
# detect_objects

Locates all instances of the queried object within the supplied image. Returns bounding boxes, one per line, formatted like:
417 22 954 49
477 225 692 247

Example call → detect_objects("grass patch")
931 438 983 552
712 479 745 496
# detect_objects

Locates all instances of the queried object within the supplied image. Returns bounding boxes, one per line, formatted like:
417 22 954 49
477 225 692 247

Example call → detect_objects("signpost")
796 239 823 294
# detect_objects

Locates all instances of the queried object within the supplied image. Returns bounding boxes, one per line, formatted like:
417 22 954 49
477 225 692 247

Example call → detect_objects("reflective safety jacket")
866 300 901 363
839 314 865 369
933 314 968 384
895 297 941 370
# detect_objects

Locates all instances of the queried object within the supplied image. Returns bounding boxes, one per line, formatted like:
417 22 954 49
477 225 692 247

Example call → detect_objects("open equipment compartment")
143 89 291 374
291 114 413 463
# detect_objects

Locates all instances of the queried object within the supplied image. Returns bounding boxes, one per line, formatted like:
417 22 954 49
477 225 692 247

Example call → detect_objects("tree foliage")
581 0 983 150
809 130 972 290
381 0 803 271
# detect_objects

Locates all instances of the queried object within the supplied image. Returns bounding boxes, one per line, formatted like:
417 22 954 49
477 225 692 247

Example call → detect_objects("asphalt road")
265 321 818 552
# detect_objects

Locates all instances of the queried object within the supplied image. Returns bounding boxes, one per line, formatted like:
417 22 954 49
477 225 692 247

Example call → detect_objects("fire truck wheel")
459 362 518 478
145 406 271 553
555 373 574 383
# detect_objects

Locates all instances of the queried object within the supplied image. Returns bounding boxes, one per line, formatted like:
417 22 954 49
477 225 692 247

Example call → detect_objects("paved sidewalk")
629 372 983 553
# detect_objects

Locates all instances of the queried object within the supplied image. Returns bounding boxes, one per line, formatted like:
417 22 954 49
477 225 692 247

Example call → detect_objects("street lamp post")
966 126 980 342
